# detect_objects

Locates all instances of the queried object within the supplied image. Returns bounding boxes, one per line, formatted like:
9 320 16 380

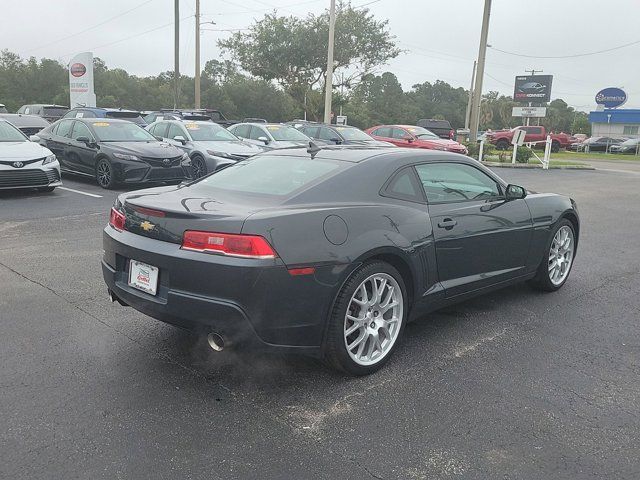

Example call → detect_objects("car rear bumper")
101 227 344 355
0 166 62 190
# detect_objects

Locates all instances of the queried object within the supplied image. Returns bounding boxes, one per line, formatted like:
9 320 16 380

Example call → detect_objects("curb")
482 162 595 170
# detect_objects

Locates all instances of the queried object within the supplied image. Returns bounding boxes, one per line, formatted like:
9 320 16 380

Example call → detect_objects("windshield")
621 138 640 146
0 121 27 141
405 126 439 139
334 127 372 141
185 123 238 141
265 125 309 141
43 107 68 117
91 121 157 142
195 155 343 196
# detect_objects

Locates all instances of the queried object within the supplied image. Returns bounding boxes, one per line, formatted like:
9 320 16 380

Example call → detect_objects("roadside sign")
512 106 547 118
336 115 347 125
513 75 553 103
512 129 527 146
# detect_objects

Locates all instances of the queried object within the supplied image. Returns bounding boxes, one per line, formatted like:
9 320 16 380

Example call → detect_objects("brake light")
182 231 277 258
109 207 126 231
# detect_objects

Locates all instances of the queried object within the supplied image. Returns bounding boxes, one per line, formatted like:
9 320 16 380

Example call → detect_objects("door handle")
437 218 457 230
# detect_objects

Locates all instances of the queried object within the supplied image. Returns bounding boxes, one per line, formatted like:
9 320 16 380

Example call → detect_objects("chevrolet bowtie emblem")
140 221 155 232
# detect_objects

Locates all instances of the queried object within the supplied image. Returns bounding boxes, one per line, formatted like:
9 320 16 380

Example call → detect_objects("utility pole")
464 61 477 131
524 68 542 126
174 0 180 109
469 0 492 143
323 0 336 124
195 0 201 109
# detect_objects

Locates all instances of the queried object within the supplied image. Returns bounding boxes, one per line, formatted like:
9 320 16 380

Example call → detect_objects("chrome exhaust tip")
207 332 225 352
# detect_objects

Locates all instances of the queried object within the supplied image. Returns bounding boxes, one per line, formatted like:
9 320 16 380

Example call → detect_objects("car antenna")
307 141 322 159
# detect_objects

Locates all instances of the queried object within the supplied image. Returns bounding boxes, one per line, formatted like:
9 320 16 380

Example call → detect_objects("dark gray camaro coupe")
102 146 579 375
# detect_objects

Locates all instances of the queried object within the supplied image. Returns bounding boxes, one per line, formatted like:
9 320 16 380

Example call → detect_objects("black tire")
323 261 408 376
496 139 509 150
37 186 56 192
528 219 576 292
191 154 207 179
551 141 560 153
96 157 116 189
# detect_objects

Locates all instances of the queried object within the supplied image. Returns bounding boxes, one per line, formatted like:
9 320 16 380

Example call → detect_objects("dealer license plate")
128 260 159 295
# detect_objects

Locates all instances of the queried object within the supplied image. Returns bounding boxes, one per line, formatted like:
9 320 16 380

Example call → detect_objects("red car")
365 125 468 155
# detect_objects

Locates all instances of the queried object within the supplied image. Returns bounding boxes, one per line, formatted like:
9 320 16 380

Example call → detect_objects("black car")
143 110 212 124
294 122 392 147
0 113 50 137
569 136 624 152
35 118 191 189
63 107 147 127
102 146 580 375
416 119 454 139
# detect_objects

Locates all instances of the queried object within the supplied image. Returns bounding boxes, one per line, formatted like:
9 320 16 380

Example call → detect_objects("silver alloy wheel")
192 157 205 178
97 160 111 187
344 273 403 366
548 225 575 286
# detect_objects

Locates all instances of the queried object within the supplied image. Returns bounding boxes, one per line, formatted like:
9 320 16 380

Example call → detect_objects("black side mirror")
330 137 342 145
505 184 527 200
76 136 96 147
402 135 414 143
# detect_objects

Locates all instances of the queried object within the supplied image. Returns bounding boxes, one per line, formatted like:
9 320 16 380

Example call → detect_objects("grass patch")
552 151 640 162
485 154 587 167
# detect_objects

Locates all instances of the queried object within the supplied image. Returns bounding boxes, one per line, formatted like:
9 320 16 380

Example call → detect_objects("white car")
0 118 61 192
228 122 312 150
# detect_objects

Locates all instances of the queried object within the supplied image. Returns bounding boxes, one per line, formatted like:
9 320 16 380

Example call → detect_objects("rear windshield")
405 126 439 139
419 120 451 129
43 107 69 117
194 155 343 196
105 111 145 124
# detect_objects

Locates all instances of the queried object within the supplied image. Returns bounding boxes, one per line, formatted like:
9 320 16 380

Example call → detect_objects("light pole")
469 0 492 143
195 0 201 109
174 0 180 109
323 0 336 124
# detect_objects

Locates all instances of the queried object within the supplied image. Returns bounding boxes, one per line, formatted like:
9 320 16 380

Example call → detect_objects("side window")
530 127 543 135
415 163 501 204
167 123 186 140
383 168 424 203
71 121 94 141
152 122 169 138
56 120 74 138
233 124 250 138
17 106 26 114
302 126 319 138
391 127 409 139
24 107 31 114
373 127 391 138
249 126 266 140
319 127 337 141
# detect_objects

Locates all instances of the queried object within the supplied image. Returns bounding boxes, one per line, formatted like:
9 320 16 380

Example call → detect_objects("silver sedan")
147 120 264 178
228 122 313 150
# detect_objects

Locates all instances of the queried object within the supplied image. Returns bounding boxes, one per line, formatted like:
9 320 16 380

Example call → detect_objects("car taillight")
182 231 277 258
109 207 126 231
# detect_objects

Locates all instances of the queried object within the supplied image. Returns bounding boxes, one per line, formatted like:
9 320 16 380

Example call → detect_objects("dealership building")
589 109 640 138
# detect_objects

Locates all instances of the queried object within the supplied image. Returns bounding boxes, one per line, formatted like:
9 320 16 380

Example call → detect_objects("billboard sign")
512 106 547 117
513 75 553 103
68 52 96 108
595 87 627 108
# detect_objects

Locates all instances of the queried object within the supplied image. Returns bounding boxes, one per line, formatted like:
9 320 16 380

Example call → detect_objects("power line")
59 15 193 60
354 0 383 8
24 0 158 55
489 39 640 59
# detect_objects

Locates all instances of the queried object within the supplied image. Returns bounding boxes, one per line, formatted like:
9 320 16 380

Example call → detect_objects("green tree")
218 2 400 116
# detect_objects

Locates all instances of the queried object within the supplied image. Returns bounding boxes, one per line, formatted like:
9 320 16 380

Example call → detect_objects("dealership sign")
512 106 547 118
68 52 96 108
513 75 553 103
595 87 627 108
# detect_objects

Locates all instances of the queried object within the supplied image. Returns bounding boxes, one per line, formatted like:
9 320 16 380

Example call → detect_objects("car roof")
23 104 69 108
77 117 132 124
72 107 140 113
0 113 50 126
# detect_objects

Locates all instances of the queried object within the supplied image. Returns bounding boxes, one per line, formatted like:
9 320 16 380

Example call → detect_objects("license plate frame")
128 260 159 296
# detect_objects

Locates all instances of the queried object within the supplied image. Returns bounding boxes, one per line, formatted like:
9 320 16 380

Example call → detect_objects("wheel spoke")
345 323 361 336
348 332 366 352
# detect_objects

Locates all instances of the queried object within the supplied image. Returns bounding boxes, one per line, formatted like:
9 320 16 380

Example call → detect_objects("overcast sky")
4 0 640 110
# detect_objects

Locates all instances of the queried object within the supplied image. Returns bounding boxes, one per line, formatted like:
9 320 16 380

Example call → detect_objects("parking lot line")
59 186 103 198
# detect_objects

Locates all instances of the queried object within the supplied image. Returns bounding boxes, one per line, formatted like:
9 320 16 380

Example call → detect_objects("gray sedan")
147 120 264 178
228 122 312 150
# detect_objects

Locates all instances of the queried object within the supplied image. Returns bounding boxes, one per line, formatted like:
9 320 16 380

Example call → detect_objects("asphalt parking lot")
2 166 639 479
